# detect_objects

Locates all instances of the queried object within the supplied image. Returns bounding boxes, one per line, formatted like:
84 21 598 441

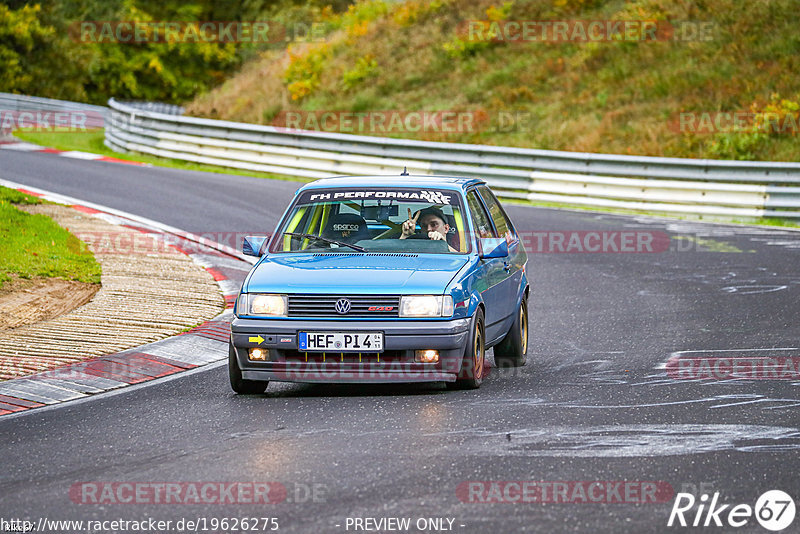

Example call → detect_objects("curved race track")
1 149 799 533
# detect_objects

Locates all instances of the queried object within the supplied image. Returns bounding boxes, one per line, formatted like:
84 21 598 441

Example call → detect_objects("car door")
466 189 507 342
477 186 523 338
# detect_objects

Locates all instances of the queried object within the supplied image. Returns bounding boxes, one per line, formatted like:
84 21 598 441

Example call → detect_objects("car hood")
245 253 469 295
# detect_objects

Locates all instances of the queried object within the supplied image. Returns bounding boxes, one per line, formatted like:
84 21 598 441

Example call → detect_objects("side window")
478 185 514 238
467 190 496 239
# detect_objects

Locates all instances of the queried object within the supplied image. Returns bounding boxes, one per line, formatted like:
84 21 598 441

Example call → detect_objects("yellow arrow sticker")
249 335 264 344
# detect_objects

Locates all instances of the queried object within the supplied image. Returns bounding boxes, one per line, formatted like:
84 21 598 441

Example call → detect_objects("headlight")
399 295 454 317
238 294 287 317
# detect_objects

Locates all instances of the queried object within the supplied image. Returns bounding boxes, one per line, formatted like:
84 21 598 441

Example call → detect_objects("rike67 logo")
668 490 795 531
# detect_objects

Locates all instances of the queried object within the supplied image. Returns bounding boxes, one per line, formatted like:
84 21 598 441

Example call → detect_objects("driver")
399 207 458 252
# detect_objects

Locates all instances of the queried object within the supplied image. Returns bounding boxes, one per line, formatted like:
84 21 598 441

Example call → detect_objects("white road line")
59 151 104 160
0 142 43 151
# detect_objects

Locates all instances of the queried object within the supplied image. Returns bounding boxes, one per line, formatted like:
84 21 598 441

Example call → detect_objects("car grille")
287 294 401 318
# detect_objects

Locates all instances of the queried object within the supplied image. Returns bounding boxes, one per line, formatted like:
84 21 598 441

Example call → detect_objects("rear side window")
467 190 495 239
478 185 514 238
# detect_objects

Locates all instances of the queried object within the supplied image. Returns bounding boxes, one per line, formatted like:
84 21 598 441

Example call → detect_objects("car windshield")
270 187 470 254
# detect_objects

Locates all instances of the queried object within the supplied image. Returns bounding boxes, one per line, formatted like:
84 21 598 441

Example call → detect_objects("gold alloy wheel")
474 319 485 379
520 300 528 355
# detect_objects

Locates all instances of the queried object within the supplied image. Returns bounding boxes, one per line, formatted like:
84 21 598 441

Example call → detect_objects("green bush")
284 44 331 101
342 55 379 90
706 94 799 160
442 2 513 59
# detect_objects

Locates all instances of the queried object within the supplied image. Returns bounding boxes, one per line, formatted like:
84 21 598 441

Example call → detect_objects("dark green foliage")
0 0 352 104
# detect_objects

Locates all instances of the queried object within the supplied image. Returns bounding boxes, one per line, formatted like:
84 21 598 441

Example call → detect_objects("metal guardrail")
0 92 107 129
4 93 796 219
109 101 185 116
106 98 800 219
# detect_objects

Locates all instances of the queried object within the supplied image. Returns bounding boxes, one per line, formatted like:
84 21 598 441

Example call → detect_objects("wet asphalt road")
1 150 799 533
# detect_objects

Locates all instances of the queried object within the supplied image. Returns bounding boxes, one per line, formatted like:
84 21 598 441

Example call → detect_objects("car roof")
297 175 485 193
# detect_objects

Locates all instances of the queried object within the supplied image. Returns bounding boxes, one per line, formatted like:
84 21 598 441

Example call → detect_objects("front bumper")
230 317 470 384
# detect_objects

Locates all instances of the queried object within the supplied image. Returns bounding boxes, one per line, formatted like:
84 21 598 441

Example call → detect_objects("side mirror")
479 238 509 259
242 235 268 257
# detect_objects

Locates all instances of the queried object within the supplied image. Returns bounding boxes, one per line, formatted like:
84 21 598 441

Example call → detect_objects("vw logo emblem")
335 298 352 315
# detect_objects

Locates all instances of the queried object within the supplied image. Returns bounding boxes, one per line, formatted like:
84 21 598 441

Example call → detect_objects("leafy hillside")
186 0 800 161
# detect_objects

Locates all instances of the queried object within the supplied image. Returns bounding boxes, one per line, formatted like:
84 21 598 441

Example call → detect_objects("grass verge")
0 186 101 289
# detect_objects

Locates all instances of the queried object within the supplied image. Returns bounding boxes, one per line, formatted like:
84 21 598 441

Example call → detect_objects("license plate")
298 332 383 352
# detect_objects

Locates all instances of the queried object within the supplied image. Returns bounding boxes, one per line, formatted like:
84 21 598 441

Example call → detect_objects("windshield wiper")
283 232 366 252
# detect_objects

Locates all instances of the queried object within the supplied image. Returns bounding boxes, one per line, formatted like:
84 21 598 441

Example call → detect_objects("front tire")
494 295 528 368
447 308 486 390
229 342 269 394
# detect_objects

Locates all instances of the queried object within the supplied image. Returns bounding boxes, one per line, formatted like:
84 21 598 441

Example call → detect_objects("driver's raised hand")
400 208 419 238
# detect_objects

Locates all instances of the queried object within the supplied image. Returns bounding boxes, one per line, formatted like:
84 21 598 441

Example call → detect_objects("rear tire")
229 342 268 394
447 308 485 390
494 295 528 368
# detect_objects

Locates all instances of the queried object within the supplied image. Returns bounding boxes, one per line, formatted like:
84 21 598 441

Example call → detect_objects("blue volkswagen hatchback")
229 175 529 392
